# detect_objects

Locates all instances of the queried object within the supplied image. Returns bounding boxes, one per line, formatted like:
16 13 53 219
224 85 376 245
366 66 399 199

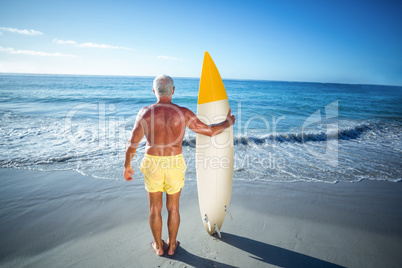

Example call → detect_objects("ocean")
0 73 401 183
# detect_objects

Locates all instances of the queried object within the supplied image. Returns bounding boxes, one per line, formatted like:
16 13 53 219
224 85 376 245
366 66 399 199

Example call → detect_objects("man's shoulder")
136 106 151 120
163 103 191 114
140 103 193 117
138 106 150 114
175 105 194 117
176 105 190 112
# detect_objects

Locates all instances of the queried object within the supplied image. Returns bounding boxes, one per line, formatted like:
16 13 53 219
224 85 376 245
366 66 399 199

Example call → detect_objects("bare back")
139 102 188 156
123 76 234 181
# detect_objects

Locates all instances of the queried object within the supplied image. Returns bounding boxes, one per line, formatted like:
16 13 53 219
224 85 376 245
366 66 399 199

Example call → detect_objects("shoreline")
1 168 402 267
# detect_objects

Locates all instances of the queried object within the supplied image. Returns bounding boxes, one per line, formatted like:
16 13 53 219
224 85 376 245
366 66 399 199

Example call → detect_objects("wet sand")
0 168 401 267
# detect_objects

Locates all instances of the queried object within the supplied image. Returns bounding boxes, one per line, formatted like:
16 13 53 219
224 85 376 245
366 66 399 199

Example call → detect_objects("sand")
0 168 401 267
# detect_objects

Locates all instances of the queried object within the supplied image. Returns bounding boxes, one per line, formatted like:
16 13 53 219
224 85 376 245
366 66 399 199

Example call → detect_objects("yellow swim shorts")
140 154 186 195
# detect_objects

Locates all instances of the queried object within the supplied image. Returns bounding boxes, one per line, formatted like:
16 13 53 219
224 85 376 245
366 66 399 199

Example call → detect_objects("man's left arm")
123 110 145 181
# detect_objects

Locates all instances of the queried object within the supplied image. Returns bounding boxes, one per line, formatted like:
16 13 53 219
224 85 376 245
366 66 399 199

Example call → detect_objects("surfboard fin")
204 214 211 232
225 205 233 221
214 224 222 239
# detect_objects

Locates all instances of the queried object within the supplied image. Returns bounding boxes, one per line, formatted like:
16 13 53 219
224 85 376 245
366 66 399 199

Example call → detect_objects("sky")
0 0 401 86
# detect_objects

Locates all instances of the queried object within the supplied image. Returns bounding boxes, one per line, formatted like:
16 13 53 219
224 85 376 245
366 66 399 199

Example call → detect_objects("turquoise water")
0 73 401 183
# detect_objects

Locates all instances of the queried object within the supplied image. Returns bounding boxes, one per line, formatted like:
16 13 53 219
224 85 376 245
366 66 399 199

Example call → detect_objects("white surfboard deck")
196 52 234 237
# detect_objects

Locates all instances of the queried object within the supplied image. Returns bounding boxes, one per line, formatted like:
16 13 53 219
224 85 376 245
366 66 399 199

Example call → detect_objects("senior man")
124 75 235 256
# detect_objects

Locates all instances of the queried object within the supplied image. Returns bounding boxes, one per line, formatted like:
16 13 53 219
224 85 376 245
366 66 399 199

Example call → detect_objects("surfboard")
196 51 234 238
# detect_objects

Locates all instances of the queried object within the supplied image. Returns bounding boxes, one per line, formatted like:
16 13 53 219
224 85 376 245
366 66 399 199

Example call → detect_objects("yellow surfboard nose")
198 51 228 105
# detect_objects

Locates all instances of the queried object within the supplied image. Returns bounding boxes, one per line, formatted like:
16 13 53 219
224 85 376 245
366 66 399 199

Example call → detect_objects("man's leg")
166 189 181 255
148 191 164 255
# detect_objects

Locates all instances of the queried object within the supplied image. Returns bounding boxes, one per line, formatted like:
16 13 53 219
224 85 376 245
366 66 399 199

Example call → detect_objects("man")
123 75 235 256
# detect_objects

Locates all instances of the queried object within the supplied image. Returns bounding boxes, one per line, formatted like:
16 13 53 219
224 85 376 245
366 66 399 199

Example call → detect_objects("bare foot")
167 238 179 256
151 241 164 256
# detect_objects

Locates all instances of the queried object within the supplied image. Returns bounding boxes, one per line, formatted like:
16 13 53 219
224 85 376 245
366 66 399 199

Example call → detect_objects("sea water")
0 73 401 183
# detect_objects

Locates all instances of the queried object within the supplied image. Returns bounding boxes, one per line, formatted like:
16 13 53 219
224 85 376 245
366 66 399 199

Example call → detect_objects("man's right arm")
185 108 235 137
123 108 146 181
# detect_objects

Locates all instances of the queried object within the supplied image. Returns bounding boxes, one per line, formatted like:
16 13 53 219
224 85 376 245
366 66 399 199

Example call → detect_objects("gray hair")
153 75 174 97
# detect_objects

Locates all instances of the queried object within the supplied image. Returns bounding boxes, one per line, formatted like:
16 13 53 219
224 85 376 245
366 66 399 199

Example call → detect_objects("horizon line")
0 71 401 88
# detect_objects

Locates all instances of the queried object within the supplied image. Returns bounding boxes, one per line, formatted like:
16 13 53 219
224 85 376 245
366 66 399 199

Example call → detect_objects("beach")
1 75 401 267
1 168 401 267
1 0 402 265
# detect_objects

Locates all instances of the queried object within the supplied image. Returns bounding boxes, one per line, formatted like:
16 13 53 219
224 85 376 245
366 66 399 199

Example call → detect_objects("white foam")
1 112 401 183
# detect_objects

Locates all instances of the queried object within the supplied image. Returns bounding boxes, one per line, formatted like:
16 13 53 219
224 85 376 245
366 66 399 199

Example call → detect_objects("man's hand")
124 166 134 181
226 109 235 126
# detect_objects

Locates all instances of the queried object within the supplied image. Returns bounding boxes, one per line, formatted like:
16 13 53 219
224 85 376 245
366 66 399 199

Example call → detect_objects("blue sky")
0 0 401 85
